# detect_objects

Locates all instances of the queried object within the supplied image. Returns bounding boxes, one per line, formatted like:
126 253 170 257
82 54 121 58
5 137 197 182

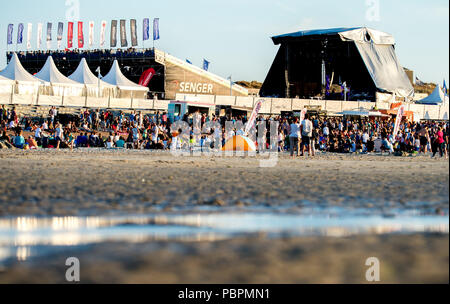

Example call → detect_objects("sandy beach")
0 150 448 216
0 150 448 283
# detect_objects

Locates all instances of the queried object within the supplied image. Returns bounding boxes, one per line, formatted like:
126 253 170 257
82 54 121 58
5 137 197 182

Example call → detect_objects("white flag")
89 21 94 47
100 20 107 47
37 23 43 49
27 23 33 50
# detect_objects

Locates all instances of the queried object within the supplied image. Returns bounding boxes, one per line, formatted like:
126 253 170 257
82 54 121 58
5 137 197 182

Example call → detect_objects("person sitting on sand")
26 136 39 150
13 130 25 149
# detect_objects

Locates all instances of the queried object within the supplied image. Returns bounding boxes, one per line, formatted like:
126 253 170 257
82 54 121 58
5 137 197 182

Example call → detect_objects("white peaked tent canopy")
35 56 85 97
102 60 149 99
68 58 116 97
0 53 44 95
416 85 449 105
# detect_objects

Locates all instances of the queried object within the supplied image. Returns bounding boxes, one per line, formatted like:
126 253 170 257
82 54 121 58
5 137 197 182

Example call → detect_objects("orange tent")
222 136 257 152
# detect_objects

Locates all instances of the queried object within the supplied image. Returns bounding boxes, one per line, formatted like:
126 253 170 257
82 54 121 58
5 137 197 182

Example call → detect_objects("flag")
26 23 32 50
138 68 156 87
37 23 43 49
17 23 24 44
153 18 160 41
186 59 192 64
203 59 210 71
120 19 127 47
68 22 74 48
393 105 405 141
143 18 150 41
443 80 448 96
130 19 138 47
110 20 118 47
57 22 64 49
245 99 264 135
46 23 52 49
88 21 94 47
100 20 107 47
7 24 13 45
78 21 84 48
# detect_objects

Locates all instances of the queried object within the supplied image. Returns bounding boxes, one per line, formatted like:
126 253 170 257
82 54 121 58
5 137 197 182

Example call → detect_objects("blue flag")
153 18 160 41
186 59 192 64
203 59 210 71
443 79 448 96
143 18 150 41
17 23 24 44
7 24 13 45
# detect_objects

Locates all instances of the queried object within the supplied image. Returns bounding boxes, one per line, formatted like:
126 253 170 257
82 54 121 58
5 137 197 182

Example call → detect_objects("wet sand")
0 149 448 283
0 234 447 284
0 150 448 216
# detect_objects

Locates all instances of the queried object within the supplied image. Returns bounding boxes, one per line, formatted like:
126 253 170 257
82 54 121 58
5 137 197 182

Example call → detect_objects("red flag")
138 68 156 87
78 22 84 48
67 22 74 48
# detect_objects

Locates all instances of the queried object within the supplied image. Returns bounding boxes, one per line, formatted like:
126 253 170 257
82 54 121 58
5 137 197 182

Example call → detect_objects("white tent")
0 53 44 95
34 56 85 97
68 58 116 97
102 60 149 99
416 85 449 105
0 75 14 95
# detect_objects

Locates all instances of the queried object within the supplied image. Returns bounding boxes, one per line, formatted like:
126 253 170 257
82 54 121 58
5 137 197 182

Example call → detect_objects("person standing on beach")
55 123 64 150
301 114 314 157
432 127 447 158
289 118 301 158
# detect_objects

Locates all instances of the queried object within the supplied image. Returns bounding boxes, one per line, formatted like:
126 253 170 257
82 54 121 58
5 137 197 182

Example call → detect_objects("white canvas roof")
68 58 115 88
0 75 14 84
102 60 148 91
0 53 44 84
35 56 84 87
416 85 449 105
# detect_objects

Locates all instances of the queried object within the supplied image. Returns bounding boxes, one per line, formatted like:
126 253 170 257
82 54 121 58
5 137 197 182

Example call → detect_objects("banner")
203 59 210 71
100 20 107 47
37 23 43 49
88 21 94 47
393 105 405 141
7 24 13 45
17 23 24 44
138 68 156 87
68 22 74 48
245 99 264 135
153 18 160 41
26 23 32 50
130 19 138 46
46 23 52 49
143 18 149 41
78 21 84 48
57 22 64 49
110 20 117 47
120 19 127 47
299 108 308 125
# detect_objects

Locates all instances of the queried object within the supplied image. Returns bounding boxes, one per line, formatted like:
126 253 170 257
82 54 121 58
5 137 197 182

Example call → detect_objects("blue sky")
0 0 448 85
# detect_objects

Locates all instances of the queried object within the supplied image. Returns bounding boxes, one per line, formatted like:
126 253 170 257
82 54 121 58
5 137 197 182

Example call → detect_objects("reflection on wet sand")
0 212 448 262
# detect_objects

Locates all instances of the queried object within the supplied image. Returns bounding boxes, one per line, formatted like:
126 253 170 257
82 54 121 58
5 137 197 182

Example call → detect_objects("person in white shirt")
55 123 64 150
301 114 314 157
289 117 301 158
35 125 42 146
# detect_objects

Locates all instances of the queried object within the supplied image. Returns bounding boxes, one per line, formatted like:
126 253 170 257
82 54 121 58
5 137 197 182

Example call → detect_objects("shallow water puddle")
0 212 448 263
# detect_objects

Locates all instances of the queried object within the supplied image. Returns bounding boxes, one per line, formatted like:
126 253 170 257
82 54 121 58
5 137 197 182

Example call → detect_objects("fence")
176 94 449 121
1 91 448 120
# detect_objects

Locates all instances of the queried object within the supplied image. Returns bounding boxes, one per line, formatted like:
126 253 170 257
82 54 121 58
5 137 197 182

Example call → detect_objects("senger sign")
179 82 214 94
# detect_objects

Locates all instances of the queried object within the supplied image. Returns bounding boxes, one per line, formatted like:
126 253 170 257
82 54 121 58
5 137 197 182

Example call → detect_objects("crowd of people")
1 104 449 159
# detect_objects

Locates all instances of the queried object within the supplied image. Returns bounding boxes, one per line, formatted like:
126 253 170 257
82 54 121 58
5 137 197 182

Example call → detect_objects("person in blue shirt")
14 130 25 149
